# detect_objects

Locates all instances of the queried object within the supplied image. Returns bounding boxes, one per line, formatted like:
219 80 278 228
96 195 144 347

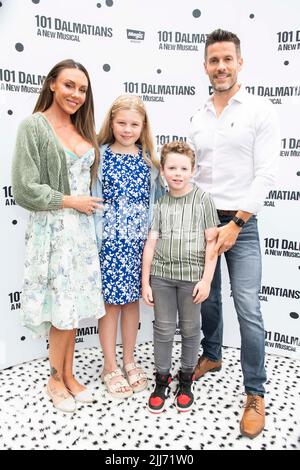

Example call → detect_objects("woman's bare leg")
63 329 86 394
48 326 71 395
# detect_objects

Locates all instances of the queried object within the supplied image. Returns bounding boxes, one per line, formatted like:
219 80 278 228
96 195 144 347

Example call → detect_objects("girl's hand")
142 284 154 307
63 195 103 215
192 279 211 304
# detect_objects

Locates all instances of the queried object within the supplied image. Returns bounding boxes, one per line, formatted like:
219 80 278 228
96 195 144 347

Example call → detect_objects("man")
189 29 280 438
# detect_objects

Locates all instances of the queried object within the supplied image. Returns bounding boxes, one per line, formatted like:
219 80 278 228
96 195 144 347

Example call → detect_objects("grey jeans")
151 275 201 374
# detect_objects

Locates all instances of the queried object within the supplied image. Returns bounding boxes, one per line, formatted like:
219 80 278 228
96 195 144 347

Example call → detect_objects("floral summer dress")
20 148 105 337
100 146 150 304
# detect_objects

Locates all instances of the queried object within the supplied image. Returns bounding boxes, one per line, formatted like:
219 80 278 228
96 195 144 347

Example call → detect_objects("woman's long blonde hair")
97 94 158 168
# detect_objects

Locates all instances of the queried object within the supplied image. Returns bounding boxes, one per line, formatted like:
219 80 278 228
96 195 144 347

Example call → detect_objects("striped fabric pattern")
151 186 219 282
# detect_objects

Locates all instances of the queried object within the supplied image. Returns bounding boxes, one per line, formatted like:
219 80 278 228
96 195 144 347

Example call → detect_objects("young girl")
93 95 163 398
12 59 105 413
142 141 219 413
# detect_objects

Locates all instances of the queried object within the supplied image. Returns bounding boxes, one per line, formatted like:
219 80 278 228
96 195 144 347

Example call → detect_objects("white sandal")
67 387 94 403
45 384 76 413
101 368 133 398
123 362 148 393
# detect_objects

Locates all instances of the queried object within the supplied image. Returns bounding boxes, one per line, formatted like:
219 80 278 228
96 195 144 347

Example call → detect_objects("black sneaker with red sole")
175 371 195 412
147 373 172 414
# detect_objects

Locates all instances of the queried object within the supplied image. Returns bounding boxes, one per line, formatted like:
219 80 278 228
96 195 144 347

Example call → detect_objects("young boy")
142 141 219 413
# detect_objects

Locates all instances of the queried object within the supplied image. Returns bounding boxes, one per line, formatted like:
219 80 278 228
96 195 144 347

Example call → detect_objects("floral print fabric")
20 149 105 337
100 146 150 304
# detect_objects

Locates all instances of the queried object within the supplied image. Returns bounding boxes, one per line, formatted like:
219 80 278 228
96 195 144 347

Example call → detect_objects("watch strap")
232 215 245 228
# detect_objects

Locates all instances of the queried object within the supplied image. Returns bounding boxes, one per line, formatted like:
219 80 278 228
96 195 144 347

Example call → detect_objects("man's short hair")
205 29 241 59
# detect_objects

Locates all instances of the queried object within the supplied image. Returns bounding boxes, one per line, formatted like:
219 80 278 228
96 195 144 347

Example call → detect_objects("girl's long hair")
33 59 99 179
97 94 158 168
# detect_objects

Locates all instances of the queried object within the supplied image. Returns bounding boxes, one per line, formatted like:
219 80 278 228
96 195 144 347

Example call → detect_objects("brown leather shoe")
194 355 222 381
240 395 265 438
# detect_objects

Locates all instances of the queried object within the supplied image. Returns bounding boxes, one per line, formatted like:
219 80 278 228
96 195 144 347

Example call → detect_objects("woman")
12 59 105 412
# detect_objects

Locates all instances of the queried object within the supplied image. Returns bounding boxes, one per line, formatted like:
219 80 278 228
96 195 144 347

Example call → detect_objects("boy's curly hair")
160 141 195 168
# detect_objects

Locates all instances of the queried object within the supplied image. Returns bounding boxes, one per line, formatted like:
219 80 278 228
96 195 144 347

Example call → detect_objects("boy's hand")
142 284 154 307
192 279 211 304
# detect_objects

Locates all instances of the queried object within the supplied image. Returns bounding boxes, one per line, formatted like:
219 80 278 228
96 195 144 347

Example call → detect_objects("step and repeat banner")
0 0 299 369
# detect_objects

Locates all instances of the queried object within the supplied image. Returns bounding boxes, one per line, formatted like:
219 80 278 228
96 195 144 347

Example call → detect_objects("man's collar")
204 84 246 109
228 85 247 104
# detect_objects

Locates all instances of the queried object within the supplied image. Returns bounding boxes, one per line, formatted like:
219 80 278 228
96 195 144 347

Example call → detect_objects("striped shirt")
150 186 219 282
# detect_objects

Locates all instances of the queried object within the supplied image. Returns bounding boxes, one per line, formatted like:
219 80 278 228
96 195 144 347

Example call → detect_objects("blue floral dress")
20 148 105 337
100 146 150 304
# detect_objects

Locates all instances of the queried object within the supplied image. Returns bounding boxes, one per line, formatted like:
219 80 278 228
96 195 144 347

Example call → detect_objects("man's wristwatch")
232 215 246 228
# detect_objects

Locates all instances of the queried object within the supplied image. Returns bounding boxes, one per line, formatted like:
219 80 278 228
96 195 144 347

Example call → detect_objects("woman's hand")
62 195 103 215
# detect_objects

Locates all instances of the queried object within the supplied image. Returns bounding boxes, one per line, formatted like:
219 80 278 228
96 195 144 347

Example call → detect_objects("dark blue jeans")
201 215 267 395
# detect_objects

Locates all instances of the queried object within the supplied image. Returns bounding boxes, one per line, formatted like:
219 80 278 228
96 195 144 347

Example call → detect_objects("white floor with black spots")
0 343 299 450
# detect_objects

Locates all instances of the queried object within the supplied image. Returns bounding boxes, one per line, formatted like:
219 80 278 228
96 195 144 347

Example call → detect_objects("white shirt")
188 86 280 214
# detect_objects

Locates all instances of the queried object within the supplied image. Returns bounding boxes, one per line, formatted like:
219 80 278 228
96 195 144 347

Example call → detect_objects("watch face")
233 216 245 227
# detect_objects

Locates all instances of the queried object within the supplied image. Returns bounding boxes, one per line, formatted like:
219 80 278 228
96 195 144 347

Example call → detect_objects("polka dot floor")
0 343 299 450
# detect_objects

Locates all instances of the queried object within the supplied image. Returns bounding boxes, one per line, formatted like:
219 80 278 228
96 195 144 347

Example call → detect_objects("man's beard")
212 77 237 93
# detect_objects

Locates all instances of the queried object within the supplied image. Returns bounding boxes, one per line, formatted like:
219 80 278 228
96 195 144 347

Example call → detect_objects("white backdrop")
1 0 299 369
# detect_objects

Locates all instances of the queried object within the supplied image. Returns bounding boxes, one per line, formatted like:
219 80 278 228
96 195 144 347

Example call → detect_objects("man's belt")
217 210 237 216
